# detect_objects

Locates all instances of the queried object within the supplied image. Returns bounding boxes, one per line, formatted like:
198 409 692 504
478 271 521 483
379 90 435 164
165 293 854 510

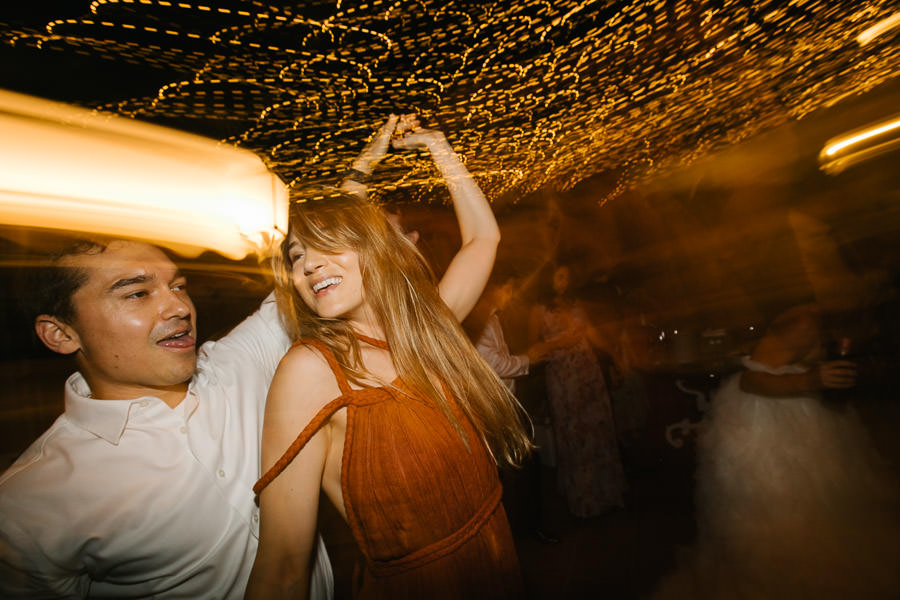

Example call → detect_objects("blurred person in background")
466 274 561 543
528 263 627 518
689 303 900 599
0 238 333 598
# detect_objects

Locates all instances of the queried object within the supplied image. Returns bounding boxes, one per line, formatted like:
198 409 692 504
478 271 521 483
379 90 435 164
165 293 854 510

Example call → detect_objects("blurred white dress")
693 357 900 599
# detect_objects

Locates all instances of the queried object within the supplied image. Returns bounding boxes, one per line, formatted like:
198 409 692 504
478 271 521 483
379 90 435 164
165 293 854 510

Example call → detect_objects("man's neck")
84 380 190 409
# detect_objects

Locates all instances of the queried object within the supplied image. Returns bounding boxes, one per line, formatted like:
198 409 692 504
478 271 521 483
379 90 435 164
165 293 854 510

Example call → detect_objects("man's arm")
0 515 83 599
474 317 530 380
203 292 291 377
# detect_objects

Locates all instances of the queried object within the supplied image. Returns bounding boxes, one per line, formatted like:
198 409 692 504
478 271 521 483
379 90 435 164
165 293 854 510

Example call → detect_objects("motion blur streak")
0 89 288 259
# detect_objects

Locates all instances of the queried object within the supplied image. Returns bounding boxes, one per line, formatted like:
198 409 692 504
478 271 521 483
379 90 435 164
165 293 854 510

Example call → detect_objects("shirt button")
252 514 259 523
179 426 187 434
138 400 149 408
218 469 226 478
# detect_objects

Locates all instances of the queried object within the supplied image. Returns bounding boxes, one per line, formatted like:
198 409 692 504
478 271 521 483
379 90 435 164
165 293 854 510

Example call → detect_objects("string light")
3 0 899 205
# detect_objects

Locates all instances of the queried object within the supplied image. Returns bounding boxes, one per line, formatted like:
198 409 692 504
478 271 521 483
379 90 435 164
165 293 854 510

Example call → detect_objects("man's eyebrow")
107 274 155 292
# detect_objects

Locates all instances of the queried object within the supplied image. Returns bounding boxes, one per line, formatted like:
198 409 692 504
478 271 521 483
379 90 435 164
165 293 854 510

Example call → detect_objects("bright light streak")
819 113 900 174
0 89 287 259
822 117 900 158
857 12 900 46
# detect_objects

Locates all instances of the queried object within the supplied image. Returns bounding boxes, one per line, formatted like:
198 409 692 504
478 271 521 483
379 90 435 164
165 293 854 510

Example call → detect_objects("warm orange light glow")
857 12 900 46
819 113 900 174
0 89 288 258
6 1 898 205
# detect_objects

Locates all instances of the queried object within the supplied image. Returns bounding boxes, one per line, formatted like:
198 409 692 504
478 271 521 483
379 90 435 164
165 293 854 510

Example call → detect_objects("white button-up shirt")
474 312 529 395
0 295 333 599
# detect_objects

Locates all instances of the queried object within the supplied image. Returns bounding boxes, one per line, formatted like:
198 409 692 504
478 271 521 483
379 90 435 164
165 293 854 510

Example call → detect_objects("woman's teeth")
313 277 342 293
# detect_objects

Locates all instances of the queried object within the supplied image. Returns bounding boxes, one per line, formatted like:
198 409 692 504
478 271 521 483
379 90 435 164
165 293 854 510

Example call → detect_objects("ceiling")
2 0 899 206
2 1 900 347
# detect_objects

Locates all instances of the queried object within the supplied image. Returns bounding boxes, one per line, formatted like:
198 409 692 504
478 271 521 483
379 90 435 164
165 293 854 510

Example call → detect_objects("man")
466 276 560 544
0 238 332 598
470 278 543 393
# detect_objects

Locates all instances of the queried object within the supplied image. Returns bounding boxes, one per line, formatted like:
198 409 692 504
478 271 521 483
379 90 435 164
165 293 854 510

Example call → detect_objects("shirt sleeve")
201 291 291 380
309 535 334 600
474 316 530 380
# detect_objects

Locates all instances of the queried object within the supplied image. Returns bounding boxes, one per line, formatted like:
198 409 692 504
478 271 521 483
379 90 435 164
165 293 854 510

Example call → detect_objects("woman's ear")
34 315 82 355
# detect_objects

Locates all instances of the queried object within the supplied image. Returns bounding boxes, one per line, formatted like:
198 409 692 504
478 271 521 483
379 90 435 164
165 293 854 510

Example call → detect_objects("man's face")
58 241 197 401
552 266 570 296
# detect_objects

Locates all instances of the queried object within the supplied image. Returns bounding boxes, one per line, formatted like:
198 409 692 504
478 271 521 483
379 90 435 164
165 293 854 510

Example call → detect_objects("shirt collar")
64 372 191 445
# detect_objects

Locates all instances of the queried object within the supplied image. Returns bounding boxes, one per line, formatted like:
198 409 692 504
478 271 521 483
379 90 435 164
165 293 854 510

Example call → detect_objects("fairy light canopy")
1 0 899 206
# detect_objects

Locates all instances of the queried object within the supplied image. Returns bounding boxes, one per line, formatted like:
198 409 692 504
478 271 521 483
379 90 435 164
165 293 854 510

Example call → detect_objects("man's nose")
161 289 192 319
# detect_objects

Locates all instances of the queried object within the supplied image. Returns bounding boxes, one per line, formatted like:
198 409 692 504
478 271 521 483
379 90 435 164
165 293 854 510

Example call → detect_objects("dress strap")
254 338 352 499
253 394 349 499
356 332 389 350
299 337 353 395
367 483 504 577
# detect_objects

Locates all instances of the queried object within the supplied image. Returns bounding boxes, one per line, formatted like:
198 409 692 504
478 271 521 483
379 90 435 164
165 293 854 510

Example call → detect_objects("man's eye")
125 290 148 299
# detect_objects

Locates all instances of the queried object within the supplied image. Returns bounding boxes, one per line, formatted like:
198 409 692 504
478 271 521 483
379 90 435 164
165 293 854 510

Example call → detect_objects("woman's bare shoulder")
269 342 343 412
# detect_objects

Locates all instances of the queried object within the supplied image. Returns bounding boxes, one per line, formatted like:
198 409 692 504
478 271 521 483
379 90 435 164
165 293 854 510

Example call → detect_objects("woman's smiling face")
287 233 371 326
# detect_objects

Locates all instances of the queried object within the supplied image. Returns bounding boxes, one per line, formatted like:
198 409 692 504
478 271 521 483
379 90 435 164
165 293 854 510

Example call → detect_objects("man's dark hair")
25 237 111 324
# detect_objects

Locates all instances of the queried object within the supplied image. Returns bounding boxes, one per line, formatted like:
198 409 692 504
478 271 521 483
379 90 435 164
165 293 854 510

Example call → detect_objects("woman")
246 115 530 599
692 304 900 599
528 264 626 518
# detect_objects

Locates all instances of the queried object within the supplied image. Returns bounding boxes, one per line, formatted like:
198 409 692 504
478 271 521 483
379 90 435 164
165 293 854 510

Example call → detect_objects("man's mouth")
313 277 342 294
157 330 195 349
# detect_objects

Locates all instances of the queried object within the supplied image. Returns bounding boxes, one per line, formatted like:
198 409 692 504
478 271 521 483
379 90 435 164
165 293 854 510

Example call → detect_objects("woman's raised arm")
339 114 400 201
392 115 500 321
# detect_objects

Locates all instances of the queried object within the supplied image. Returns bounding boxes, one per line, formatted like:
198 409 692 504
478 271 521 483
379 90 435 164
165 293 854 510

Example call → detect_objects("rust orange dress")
254 336 523 599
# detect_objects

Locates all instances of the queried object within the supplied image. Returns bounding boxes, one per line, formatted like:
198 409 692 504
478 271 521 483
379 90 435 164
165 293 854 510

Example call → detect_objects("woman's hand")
389 114 498 322
526 341 553 365
340 114 401 199
814 360 857 389
546 330 581 351
391 114 448 152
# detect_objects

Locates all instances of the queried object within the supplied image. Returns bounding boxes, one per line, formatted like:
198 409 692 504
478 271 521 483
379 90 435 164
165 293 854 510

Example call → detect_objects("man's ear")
34 315 81 355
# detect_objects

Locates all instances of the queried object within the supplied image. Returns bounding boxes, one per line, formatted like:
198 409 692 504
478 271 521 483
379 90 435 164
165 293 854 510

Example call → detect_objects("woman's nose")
303 248 326 274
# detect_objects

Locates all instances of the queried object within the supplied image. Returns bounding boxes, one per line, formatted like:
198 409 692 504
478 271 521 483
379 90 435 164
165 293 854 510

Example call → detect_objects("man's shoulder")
0 415 87 494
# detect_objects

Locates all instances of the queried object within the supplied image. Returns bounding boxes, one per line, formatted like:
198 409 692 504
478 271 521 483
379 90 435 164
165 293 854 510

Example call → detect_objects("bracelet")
343 168 372 183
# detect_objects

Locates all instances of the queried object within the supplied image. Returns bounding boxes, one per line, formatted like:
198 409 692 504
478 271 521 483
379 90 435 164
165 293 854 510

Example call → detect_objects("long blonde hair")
272 193 533 467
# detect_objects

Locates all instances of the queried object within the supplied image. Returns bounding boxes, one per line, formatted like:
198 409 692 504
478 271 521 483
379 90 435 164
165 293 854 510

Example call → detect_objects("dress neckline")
356 332 389 350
